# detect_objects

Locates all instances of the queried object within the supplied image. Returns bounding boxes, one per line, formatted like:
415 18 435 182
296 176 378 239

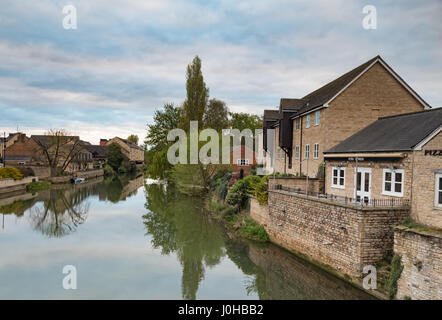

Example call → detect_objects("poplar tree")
182 56 209 131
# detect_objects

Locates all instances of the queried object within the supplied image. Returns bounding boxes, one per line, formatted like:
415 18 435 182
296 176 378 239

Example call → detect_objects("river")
0 176 374 300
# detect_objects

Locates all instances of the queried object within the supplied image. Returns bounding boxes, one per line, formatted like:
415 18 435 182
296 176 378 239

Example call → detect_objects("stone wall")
268 177 324 194
0 176 38 194
250 198 269 227
394 227 442 300
251 190 409 277
74 169 104 179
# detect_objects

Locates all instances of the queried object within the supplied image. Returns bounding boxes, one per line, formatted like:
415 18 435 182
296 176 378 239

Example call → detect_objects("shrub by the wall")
0 167 23 180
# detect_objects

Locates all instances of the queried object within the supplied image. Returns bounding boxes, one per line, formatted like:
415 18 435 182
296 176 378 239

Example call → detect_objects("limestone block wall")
251 190 408 277
394 227 441 300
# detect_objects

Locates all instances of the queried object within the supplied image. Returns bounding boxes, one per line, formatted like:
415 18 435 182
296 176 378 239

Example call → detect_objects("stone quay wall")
250 191 409 277
0 176 38 195
394 227 441 300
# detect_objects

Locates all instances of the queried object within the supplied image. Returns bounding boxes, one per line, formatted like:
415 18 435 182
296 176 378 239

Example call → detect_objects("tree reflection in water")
143 183 376 300
28 188 90 238
143 183 225 300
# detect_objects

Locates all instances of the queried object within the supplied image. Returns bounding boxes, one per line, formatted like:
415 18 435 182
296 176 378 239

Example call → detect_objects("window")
281 149 285 159
331 167 345 188
436 174 442 208
382 169 404 197
295 118 300 130
314 111 320 126
276 148 280 160
237 159 249 166
306 114 310 128
314 143 319 159
305 144 310 159
295 145 299 159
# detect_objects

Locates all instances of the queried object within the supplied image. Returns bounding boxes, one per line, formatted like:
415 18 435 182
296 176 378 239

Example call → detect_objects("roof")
280 98 305 111
31 135 80 147
83 145 108 158
114 137 143 150
325 108 442 154
0 133 20 143
264 55 430 125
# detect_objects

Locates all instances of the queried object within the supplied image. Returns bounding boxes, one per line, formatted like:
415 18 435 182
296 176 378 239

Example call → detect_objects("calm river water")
0 176 374 300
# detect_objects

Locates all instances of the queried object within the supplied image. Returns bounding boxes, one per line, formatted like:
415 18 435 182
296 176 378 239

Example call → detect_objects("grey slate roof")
83 145 108 158
267 55 430 127
325 108 442 154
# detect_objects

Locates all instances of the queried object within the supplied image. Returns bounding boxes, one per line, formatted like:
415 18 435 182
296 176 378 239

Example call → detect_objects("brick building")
324 108 442 229
230 145 257 172
263 56 430 178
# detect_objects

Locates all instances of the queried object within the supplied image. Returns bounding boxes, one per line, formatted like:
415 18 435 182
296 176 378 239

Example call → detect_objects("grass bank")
26 181 52 193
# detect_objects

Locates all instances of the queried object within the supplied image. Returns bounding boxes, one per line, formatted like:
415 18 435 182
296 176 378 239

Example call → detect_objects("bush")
26 181 51 193
239 218 270 242
18 167 35 178
251 175 269 205
0 167 23 180
118 161 136 174
103 164 115 177
386 254 404 299
226 175 262 209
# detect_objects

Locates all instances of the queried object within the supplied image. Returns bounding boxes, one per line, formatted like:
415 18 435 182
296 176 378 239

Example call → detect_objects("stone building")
106 137 144 165
263 55 430 178
324 108 442 229
0 132 21 160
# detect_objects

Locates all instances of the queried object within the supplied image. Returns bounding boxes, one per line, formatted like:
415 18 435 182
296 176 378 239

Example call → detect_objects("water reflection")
143 183 225 299
143 183 375 300
0 175 145 237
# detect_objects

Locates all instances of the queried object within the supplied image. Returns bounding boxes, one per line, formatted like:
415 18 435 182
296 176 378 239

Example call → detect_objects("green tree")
145 103 182 152
182 56 209 131
107 143 124 172
127 134 139 145
203 98 229 132
229 112 262 132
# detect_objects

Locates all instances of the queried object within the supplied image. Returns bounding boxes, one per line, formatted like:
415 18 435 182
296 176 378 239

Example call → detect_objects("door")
355 168 371 203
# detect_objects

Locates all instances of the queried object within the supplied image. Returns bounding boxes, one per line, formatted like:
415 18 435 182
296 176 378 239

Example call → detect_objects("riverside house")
324 108 442 229
263 55 431 178
106 137 144 165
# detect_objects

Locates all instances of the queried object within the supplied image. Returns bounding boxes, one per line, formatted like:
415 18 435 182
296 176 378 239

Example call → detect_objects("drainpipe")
3 132 6 168
299 117 303 175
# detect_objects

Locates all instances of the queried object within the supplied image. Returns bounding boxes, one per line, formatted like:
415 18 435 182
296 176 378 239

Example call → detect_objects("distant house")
100 139 108 146
83 145 108 168
106 137 144 165
0 133 21 159
230 145 257 172
4 133 44 165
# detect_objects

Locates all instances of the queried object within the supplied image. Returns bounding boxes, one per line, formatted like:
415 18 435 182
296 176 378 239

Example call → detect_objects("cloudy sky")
1 0 441 144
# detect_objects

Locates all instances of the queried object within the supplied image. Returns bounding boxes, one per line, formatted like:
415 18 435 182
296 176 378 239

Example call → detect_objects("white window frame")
305 144 310 159
313 143 319 159
314 111 320 126
295 145 299 159
382 169 404 197
435 173 442 208
331 167 345 189
295 118 300 130
306 115 310 128
237 159 249 166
